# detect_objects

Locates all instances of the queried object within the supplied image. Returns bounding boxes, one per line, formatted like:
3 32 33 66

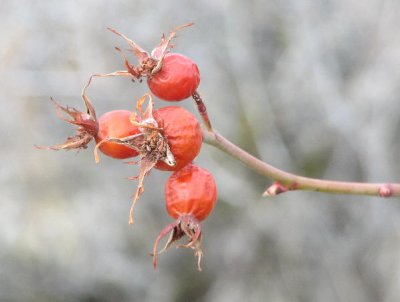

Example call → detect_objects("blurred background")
1 0 400 301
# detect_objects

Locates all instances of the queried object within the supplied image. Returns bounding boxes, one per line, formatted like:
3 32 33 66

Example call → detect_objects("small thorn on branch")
263 181 296 197
379 184 393 197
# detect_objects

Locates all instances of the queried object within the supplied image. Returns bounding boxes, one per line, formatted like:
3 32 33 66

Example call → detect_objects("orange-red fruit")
165 164 217 221
147 53 200 101
153 106 202 171
95 110 140 159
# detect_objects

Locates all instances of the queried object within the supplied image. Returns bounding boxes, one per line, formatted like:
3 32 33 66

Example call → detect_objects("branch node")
379 184 393 198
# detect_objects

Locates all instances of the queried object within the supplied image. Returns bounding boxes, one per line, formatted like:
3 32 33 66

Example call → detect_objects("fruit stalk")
192 91 212 131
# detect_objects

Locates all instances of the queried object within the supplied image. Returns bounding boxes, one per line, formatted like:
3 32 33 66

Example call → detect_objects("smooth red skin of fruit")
95 110 140 159
165 164 217 221
147 53 200 101
153 106 202 171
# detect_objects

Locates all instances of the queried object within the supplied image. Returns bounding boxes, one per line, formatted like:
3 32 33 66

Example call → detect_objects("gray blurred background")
1 0 400 301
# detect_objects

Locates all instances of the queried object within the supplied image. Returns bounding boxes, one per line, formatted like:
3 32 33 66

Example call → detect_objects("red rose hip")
147 53 200 101
153 106 202 171
96 110 140 159
152 164 217 271
165 164 217 221
95 94 202 224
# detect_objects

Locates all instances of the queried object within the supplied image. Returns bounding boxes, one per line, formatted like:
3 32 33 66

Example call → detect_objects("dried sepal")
81 70 133 108
105 23 194 80
133 93 157 124
128 156 156 224
78 24 195 110
36 97 98 151
151 214 204 271
92 94 176 224
114 47 142 79
107 27 149 63
36 132 93 151
150 22 194 74
127 95 176 223
93 133 144 163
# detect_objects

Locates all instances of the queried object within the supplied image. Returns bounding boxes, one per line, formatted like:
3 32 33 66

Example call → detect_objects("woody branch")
202 128 400 198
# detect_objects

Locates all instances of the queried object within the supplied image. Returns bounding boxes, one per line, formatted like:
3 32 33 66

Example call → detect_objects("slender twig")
202 128 400 198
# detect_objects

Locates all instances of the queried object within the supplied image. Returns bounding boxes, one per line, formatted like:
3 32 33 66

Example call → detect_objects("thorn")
263 181 290 196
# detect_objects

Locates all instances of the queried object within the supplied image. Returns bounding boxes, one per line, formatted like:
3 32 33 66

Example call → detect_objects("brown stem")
202 128 400 198
192 91 212 131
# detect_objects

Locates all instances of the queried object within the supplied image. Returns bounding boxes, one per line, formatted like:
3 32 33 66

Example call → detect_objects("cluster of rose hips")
38 24 217 271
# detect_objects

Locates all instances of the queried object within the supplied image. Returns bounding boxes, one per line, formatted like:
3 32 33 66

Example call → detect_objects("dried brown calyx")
151 214 204 271
80 23 194 96
94 94 176 224
108 22 194 79
36 94 98 151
